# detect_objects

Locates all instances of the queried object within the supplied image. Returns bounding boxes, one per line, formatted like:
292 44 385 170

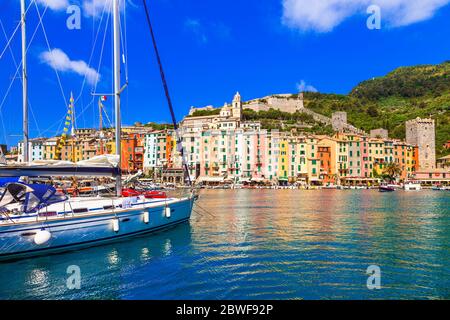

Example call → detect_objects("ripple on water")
0 189 449 300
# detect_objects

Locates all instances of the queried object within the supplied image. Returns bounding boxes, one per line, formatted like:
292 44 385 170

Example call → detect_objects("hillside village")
3 91 449 187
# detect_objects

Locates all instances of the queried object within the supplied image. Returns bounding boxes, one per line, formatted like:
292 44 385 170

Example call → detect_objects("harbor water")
0 189 449 300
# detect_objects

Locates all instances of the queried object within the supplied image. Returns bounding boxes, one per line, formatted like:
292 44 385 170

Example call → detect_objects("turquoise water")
0 190 449 300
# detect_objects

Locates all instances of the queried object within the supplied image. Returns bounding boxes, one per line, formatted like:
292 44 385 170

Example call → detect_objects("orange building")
318 146 333 184
121 133 145 174
165 132 174 168
394 142 419 181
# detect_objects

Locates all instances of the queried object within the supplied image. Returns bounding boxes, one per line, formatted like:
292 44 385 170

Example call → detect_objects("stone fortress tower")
331 112 348 132
406 117 436 171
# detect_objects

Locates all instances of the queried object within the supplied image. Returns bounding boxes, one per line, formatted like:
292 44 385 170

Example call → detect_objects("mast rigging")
142 0 192 185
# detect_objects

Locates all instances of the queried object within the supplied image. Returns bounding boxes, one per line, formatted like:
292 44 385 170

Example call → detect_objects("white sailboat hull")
0 196 194 261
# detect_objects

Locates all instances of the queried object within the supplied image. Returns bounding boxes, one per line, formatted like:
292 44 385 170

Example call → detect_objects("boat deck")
0 195 188 226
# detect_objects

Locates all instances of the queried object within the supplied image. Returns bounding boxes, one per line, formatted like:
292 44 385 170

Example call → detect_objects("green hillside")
304 61 450 157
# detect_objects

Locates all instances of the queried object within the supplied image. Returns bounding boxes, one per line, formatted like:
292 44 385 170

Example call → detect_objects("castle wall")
244 95 303 113
370 128 389 139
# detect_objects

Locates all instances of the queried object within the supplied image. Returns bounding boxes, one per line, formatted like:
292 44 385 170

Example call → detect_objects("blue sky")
0 0 450 147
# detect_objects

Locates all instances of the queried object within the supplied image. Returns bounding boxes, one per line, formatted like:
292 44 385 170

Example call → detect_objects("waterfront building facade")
11 92 446 185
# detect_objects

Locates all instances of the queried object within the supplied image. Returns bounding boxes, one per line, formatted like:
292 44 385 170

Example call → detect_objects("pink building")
360 136 370 178
414 170 449 185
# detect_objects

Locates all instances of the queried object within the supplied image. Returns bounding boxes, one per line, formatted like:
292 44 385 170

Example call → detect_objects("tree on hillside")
367 106 379 117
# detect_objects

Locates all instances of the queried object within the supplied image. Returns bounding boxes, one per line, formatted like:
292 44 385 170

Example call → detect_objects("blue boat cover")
0 177 20 187
0 183 67 213
23 184 67 213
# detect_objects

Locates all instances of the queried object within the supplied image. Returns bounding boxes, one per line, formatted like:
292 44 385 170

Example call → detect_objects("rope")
142 0 192 186
0 18 14 145
0 18 41 140
72 3 112 130
33 2 68 108
74 0 110 105
0 0 34 60
0 4 45 116
119 3 129 82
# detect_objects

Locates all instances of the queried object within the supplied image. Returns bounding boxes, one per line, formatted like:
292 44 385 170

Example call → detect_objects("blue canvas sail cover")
0 155 120 178
0 182 67 213
0 177 20 187
23 184 68 213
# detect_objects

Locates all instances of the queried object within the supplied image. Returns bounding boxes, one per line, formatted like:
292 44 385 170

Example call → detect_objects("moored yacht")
0 175 194 261
0 0 196 261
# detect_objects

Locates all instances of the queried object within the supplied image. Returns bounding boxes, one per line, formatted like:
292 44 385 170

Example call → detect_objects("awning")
197 176 225 183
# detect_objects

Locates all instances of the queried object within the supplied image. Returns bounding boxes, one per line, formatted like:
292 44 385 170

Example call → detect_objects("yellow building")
59 139 83 162
277 139 289 182
43 137 59 160
369 138 385 176
306 136 320 184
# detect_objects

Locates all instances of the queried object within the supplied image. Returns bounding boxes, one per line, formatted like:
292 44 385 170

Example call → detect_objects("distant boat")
404 181 422 191
432 185 449 191
379 185 395 192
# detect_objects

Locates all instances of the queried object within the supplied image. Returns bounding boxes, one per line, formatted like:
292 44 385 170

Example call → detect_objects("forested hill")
304 61 450 157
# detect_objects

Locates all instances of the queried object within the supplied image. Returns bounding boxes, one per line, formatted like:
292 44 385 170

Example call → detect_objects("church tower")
232 92 242 119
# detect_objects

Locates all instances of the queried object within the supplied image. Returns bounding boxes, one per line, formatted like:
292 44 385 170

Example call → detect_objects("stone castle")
188 92 304 115
244 93 304 113
188 92 366 135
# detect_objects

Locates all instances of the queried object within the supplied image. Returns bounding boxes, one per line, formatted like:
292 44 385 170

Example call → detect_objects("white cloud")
40 49 100 85
282 0 450 32
36 0 69 11
37 0 118 16
296 80 318 92
83 0 127 17
83 0 110 17
185 18 208 44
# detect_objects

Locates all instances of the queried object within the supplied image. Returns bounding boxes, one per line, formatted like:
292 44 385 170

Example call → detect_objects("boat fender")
34 229 52 245
143 211 150 224
164 206 171 218
112 218 120 233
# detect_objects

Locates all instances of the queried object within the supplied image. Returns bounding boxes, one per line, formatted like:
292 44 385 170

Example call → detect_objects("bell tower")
232 92 242 119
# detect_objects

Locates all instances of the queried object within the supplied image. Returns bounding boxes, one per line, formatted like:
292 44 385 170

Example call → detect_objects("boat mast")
70 92 75 163
113 0 122 196
98 98 103 154
21 0 29 163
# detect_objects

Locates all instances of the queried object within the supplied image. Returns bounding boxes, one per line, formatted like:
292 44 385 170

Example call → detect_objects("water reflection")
28 268 49 287
0 190 449 300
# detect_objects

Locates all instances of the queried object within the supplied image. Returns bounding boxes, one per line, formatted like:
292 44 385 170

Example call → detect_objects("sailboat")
0 0 196 261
